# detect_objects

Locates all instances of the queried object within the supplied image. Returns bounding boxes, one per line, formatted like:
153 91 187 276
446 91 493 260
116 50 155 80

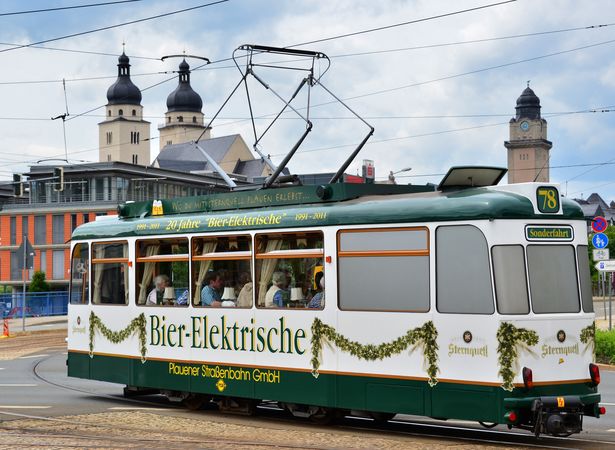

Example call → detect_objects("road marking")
107 407 170 411
18 354 48 359
0 406 51 409
0 384 37 387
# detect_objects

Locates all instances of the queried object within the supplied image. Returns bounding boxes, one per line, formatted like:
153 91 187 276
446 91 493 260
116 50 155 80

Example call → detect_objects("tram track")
1 349 612 449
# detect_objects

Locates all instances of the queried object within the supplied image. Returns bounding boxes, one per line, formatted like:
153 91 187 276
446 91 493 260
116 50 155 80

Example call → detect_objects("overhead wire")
286 0 517 48
0 0 144 17
0 0 229 54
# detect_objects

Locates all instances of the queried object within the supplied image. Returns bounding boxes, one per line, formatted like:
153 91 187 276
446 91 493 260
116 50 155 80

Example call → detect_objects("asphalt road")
1 347 615 446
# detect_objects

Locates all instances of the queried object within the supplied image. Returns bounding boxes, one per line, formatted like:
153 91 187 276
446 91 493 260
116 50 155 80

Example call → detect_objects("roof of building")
166 59 203 113
586 192 610 210
156 135 239 171
515 85 541 120
106 52 142 106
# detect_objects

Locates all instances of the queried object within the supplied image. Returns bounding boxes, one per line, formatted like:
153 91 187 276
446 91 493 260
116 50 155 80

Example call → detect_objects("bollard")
1 318 9 338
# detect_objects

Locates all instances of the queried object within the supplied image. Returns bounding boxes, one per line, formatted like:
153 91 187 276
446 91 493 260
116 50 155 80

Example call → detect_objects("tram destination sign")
595 260 615 272
525 225 573 241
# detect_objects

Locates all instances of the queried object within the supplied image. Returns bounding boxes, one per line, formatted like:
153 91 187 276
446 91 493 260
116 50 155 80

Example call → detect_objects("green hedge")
596 328 615 364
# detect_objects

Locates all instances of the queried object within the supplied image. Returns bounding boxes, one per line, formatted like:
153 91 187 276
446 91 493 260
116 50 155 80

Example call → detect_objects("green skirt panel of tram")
66 352 599 423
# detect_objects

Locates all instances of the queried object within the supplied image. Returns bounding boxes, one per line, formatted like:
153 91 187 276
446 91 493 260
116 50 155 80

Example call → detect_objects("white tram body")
67 174 601 436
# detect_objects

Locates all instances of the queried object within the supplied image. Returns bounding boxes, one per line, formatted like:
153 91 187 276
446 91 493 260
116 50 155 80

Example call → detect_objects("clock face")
520 121 530 131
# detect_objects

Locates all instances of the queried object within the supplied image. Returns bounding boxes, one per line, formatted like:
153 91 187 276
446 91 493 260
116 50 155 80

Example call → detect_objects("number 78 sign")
536 187 560 213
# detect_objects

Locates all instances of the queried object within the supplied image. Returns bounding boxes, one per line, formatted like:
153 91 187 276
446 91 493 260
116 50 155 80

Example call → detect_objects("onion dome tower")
99 51 151 165
158 59 210 151
504 83 552 183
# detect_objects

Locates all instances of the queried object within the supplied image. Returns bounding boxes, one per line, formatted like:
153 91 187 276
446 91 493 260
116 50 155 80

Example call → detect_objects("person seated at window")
147 274 170 305
265 271 287 308
236 272 253 308
308 273 325 309
201 271 223 307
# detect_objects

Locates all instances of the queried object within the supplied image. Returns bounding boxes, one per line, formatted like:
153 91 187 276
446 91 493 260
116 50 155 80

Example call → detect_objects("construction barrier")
1 318 9 338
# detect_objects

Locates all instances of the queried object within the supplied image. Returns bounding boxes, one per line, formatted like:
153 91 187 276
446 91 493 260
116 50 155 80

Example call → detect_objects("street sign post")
596 260 615 272
594 248 610 261
592 216 608 233
592 233 609 249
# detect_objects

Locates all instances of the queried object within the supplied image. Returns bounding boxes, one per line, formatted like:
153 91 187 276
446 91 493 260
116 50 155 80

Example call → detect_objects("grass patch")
596 328 615 364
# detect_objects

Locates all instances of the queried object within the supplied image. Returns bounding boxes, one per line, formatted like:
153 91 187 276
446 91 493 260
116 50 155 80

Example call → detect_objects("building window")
10 216 16 245
107 154 111 162
118 109 123 116
52 214 64 244
106 132 112 145
83 213 89 224
108 110 111 117
52 249 65 280
21 216 29 242
137 132 139 144
192 116 197 123
10 251 21 280
71 214 78 232
338 228 429 312
92 241 128 305
132 109 136 116
132 154 138 164
40 250 47 274
167 117 171 123
34 216 46 245
177 116 183 122
70 243 89 304
166 140 172 146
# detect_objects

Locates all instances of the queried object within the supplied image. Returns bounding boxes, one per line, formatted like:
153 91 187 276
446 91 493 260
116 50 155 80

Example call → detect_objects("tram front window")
91 242 128 305
70 243 89 304
527 245 580 313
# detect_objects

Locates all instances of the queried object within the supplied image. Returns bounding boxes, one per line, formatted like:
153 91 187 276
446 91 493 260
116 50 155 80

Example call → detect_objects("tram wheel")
183 394 208 411
309 407 337 425
478 421 498 429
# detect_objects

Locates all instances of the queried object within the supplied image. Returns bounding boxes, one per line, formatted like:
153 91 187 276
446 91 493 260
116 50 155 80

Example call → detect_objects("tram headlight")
589 363 601 386
522 367 533 390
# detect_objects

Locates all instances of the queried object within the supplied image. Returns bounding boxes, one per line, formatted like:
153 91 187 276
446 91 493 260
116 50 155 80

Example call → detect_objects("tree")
29 271 50 292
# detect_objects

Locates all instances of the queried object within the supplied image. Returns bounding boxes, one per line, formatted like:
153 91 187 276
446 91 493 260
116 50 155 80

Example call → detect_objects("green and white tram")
67 167 603 437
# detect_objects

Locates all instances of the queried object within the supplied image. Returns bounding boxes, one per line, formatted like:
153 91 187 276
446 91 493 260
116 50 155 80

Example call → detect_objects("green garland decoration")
580 322 595 351
89 312 147 363
310 319 439 386
496 322 538 391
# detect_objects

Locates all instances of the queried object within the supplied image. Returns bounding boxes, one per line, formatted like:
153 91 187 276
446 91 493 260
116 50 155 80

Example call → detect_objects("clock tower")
504 84 552 183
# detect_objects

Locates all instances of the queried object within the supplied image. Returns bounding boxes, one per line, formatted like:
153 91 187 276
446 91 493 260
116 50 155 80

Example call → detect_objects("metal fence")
0 291 68 318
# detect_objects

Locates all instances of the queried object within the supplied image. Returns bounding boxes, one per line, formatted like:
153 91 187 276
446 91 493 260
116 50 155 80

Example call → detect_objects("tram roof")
71 182 584 241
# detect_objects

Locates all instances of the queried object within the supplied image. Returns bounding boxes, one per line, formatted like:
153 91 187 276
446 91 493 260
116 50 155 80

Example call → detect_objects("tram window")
70 243 89 304
338 228 429 312
492 245 529 314
192 235 252 307
255 232 323 309
91 242 128 305
136 238 189 306
577 245 594 313
436 225 494 314
527 245 580 314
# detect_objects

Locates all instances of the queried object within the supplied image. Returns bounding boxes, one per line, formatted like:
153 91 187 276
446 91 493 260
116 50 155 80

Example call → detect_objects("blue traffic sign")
592 216 608 233
593 233 609 249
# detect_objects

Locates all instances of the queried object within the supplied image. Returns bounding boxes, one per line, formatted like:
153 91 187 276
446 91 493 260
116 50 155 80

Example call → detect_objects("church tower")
158 59 210 151
504 84 552 183
99 52 151 165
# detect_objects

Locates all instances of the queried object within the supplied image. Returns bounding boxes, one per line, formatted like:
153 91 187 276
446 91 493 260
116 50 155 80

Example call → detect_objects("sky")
1 0 615 202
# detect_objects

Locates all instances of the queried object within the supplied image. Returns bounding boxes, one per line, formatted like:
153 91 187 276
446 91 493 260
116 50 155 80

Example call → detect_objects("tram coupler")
531 397 583 437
